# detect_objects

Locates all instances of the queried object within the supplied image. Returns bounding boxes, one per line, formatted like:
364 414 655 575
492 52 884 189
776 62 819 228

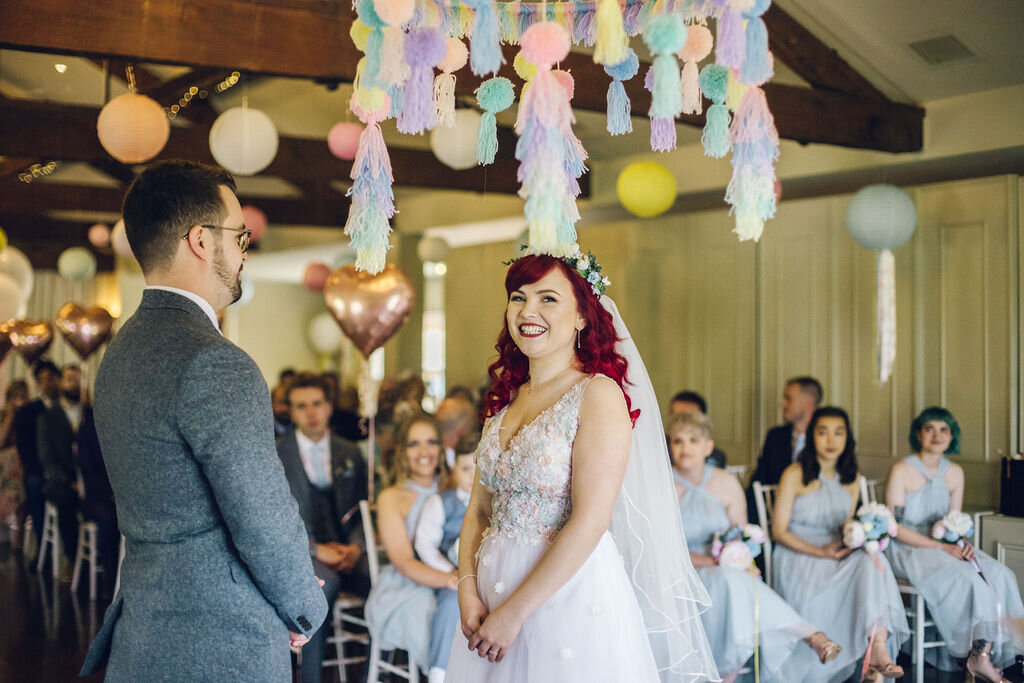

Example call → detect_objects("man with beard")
81 160 327 681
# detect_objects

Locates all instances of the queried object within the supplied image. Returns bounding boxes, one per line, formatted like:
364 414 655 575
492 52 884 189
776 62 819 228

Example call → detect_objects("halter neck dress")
773 472 909 683
886 455 1024 669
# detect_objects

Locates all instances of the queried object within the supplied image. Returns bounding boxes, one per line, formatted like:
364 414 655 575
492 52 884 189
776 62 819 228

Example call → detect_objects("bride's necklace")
525 366 574 395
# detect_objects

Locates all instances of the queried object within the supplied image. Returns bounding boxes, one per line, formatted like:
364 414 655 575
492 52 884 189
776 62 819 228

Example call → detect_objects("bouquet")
711 524 767 570
930 510 973 544
842 503 898 555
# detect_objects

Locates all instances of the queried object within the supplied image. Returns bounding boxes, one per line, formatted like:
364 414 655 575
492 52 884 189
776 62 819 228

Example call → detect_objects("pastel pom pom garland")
476 76 516 164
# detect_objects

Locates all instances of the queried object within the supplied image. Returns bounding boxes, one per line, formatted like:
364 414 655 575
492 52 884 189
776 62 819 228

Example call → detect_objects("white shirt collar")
295 430 330 453
145 285 220 332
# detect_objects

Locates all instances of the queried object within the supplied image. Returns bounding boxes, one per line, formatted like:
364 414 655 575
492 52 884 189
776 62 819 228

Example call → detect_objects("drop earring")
576 328 581 349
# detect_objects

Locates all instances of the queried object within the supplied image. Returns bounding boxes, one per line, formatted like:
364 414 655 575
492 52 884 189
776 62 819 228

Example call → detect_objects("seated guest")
436 395 476 468
14 360 60 550
272 384 293 437
276 373 370 683
414 433 479 683
365 413 456 673
772 407 908 682
746 376 822 521
669 412 839 682
0 381 28 546
669 390 727 468
38 363 92 574
323 374 362 443
885 407 1024 681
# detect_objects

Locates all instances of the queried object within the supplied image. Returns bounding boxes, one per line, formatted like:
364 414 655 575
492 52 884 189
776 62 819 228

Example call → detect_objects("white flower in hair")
576 258 590 271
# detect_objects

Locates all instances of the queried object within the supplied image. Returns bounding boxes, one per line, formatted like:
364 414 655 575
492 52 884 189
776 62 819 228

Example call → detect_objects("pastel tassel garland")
357 0 387 85
475 76 515 164
699 63 731 157
603 48 639 135
715 5 745 69
377 27 411 87
345 88 395 274
739 14 772 85
397 27 447 134
643 13 687 152
593 0 628 65
434 38 469 128
465 0 504 76
725 84 779 241
725 68 748 110
678 24 712 115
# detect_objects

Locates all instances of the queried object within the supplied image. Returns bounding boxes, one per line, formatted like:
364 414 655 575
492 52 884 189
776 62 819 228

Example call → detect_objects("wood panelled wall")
440 175 1019 508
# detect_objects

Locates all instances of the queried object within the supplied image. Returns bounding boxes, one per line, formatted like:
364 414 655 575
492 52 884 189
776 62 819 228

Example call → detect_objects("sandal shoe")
965 639 1010 683
806 632 842 664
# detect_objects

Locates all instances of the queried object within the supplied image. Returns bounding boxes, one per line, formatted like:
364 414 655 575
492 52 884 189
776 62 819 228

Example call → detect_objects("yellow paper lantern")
616 162 677 218
96 93 170 163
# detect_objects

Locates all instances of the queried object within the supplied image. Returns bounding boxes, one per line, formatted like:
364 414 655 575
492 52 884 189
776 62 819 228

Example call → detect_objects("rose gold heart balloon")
323 264 415 358
7 319 54 365
0 322 14 365
55 303 114 360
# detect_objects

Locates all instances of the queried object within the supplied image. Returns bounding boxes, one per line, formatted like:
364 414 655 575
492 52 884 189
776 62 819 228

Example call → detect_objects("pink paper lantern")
327 122 363 161
303 262 331 292
96 93 170 163
88 223 111 248
241 206 268 243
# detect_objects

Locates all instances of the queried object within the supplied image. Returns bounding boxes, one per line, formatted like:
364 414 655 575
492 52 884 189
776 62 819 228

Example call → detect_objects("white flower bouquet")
842 503 898 555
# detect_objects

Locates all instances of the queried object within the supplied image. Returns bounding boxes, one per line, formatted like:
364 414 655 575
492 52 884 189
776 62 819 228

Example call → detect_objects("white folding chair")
752 482 776 588
71 520 102 601
725 464 748 485
899 581 945 683
860 476 880 505
360 499 419 682
36 502 60 579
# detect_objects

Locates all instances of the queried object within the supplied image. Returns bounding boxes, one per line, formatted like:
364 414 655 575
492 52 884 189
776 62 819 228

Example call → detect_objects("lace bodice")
476 376 595 545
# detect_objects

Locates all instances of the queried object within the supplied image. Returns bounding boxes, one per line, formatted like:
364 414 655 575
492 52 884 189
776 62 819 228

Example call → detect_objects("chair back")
359 500 380 586
752 481 777 588
860 476 880 505
725 465 748 485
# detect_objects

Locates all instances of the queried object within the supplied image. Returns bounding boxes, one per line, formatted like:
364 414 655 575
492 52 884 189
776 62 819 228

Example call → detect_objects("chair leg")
88 527 99 601
70 525 85 592
914 594 924 683
367 643 381 683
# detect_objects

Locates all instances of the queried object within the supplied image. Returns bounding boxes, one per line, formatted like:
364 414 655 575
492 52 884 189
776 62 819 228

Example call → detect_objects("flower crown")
504 243 611 298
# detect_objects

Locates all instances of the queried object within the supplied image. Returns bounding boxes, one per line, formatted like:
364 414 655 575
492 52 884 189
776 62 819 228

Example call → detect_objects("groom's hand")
289 631 310 647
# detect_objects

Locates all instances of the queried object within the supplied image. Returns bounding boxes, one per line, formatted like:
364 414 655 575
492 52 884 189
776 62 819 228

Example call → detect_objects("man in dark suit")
277 372 370 683
668 390 727 468
81 160 327 681
14 359 60 552
746 376 823 521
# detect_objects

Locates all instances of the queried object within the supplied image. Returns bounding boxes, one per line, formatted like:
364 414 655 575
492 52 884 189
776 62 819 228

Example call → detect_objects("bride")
444 248 718 682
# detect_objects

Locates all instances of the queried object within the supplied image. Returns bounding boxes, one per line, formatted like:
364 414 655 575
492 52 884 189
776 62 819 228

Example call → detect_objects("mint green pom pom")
699 64 729 105
642 13 686 55
476 77 515 113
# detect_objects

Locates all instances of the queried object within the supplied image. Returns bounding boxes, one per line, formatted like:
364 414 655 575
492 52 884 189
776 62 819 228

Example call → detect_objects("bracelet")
457 574 477 588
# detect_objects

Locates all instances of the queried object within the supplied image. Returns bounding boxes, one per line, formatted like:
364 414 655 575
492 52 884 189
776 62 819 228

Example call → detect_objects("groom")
81 160 328 680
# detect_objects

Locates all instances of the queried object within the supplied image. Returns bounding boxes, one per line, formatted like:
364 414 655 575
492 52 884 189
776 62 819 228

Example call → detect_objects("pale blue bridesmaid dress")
773 472 909 683
886 455 1024 670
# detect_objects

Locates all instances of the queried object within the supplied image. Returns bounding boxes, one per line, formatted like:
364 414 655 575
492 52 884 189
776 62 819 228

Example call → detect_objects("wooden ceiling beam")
0 214 115 271
0 0 923 153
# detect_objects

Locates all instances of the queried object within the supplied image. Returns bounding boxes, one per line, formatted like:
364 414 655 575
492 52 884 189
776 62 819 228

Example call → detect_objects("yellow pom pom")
350 19 373 51
513 52 537 81
353 85 388 114
616 162 677 218
593 0 628 66
726 71 748 111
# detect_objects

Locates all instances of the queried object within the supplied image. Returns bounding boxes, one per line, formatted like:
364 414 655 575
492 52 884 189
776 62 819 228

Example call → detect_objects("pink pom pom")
521 22 571 68
350 90 392 124
328 122 364 160
438 38 469 74
303 263 332 292
373 0 414 27
678 24 713 62
552 69 575 101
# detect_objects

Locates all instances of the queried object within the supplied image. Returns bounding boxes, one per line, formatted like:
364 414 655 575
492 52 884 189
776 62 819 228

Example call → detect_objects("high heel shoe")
864 662 904 681
966 639 1010 683
806 631 842 664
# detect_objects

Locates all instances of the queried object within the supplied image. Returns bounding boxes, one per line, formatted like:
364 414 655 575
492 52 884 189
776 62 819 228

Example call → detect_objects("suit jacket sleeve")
176 343 328 636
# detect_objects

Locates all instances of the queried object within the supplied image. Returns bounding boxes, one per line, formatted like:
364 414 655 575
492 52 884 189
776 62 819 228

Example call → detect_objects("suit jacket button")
298 616 311 631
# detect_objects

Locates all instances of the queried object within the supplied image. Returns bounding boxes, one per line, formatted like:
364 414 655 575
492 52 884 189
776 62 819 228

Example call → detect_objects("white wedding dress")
445 375 661 681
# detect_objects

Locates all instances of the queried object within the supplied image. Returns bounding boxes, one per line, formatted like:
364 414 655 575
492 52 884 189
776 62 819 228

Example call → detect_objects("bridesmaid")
669 411 840 682
885 406 1024 682
365 412 456 672
772 406 909 682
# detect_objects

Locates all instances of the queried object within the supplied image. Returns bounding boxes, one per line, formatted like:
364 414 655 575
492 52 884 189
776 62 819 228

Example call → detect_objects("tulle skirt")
445 531 659 682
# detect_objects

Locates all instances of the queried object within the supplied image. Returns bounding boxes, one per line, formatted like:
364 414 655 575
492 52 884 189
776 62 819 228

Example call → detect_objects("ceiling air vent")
908 34 976 65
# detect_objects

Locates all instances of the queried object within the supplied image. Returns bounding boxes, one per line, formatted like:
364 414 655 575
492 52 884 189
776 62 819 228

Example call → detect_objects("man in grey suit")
81 160 328 681
276 372 370 683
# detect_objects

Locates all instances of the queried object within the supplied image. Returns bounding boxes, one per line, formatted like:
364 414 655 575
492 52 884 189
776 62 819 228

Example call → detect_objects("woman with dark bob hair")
444 250 717 682
885 406 1024 681
772 407 909 682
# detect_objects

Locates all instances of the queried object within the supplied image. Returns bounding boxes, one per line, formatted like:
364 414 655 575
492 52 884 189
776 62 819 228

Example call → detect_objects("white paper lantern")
845 184 917 251
96 92 170 163
57 247 97 281
417 236 450 262
0 245 33 304
308 311 343 355
430 109 481 170
237 274 256 306
0 272 22 322
209 106 279 176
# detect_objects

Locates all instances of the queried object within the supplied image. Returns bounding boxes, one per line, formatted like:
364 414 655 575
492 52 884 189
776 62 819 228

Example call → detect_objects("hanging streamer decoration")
465 0 504 75
398 27 448 134
344 89 396 274
593 0 629 65
604 48 639 135
876 249 896 384
678 23 712 115
642 13 687 153
698 63 730 158
476 76 516 164
434 38 469 127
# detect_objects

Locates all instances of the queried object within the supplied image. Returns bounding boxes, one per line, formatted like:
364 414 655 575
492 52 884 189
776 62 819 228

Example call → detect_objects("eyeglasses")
181 224 252 253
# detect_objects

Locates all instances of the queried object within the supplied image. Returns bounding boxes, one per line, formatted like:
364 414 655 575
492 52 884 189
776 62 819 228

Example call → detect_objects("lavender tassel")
397 28 446 134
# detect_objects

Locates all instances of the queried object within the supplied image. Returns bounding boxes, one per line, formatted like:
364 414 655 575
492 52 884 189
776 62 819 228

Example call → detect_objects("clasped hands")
458 580 523 664
316 541 363 573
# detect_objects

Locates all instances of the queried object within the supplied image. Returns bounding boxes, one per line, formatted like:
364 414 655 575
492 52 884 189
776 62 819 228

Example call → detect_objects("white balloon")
0 245 33 304
429 109 481 170
308 311 343 355
0 272 23 322
209 106 280 176
417 236 450 262
237 274 256 306
845 184 917 251
111 219 135 260
57 247 98 281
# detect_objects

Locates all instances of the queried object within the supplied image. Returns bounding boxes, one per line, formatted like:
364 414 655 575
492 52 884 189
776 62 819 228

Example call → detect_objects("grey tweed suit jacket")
81 289 328 681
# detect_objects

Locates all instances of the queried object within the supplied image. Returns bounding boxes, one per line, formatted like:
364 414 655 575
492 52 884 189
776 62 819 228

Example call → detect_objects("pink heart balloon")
55 303 114 360
6 319 54 365
323 264 415 358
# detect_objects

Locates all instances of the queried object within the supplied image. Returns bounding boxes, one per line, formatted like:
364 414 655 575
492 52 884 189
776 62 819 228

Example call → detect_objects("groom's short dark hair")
122 159 235 274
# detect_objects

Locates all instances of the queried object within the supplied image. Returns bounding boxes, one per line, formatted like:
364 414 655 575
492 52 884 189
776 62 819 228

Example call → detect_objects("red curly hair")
482 254 639 425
